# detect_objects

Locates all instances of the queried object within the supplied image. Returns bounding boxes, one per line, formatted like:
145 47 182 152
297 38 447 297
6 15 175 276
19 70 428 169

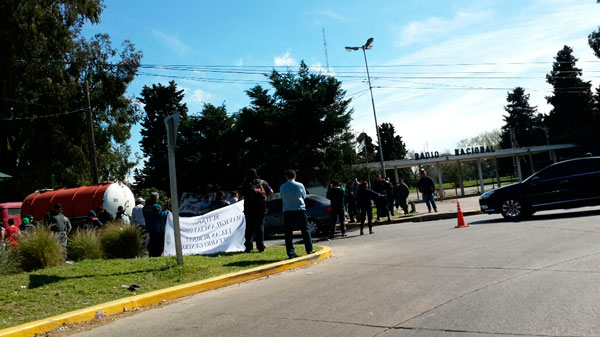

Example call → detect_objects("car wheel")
306 218 320 236
500 198 526 220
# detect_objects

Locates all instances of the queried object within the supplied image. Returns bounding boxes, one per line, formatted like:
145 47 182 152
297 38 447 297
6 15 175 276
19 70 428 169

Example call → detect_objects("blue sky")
83 0 600 165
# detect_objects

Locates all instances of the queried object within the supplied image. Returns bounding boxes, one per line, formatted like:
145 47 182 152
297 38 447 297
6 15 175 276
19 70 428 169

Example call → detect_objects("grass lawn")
0 245 315 329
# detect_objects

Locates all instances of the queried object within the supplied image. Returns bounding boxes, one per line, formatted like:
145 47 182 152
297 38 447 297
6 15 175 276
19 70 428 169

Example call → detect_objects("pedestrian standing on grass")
280 169 315 259
46 204 71 254
5 219 20 247
356 181 381 235
96 206 114 224
143 192 168 257
240 169 273 253
417 169 438 213
326 180 346 238
116 206 131 224
131 198 146 228
19 216 35 233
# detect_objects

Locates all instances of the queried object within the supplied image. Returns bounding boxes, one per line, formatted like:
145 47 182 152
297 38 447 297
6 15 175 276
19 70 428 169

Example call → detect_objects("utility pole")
165 114 184 266
85 81 99 185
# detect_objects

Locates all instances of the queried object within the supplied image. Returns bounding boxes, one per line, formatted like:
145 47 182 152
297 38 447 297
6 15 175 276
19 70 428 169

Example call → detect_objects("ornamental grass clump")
17 227 64 271
67 229 103 261
101 223 146 259
0 246 21 275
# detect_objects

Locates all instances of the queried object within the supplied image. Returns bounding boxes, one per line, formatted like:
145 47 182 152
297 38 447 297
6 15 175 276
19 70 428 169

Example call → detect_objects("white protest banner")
164 201 246 256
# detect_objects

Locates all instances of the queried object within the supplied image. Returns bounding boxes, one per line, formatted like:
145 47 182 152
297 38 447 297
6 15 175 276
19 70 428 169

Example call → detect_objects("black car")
479 157 600 220
264 194 332 235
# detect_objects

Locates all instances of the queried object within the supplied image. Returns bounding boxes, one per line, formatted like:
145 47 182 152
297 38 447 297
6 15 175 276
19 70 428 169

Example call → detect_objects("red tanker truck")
21 181 135 224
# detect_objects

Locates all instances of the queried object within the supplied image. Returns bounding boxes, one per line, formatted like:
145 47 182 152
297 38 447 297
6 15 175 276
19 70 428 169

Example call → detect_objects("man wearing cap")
132 197 146 228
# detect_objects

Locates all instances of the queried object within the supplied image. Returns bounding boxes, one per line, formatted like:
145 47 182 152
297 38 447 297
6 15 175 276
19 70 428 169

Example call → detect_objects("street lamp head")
345 46 359 51
364 37 374 50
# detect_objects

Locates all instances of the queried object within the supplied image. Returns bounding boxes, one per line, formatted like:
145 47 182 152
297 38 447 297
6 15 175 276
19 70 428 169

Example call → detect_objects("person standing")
372 174 391 222
96 206 114 224
417 169 438 213
356 181 381 235
209 190 231 211
240 169 273 253
226 191 239 204
385 177 395 217
346 179 359 223
131 198 145 226
46 204 72 255
5 219 20 247
116 206 131 224
394 178 410 215
326 180 346 238
19 217 35 233
143 192 168 257
280 170 315 259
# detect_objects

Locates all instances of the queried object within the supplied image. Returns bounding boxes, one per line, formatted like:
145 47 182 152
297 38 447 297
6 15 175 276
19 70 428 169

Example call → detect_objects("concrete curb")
0 247 332 337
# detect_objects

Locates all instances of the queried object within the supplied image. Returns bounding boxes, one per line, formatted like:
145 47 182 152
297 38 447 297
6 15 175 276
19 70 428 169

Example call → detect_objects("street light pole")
346 38 386 178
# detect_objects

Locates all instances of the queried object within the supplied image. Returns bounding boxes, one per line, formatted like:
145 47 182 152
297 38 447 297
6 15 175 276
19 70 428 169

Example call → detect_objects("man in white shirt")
131 197 146 228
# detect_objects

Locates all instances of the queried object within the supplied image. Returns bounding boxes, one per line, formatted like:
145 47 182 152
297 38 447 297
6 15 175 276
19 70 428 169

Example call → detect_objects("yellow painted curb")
0 246 332 337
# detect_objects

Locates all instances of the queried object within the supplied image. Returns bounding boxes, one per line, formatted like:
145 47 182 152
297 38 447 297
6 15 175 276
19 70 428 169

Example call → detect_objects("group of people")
324 169 439 238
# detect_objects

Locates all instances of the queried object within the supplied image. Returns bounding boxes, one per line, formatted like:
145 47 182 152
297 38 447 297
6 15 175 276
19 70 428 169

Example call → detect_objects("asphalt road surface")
74 206 600 337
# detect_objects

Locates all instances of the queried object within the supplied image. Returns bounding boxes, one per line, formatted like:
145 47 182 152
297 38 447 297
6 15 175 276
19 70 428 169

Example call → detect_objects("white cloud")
183 88 213 105
316 9 357 23
151 29 191 58
274 51 298 67
396 11 492 47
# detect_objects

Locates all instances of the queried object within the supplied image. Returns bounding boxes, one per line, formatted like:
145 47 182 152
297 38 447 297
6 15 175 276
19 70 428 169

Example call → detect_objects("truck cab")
0 202 23 229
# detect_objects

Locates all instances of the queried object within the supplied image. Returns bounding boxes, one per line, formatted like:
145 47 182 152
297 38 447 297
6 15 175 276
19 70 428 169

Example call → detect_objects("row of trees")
134 63 356 194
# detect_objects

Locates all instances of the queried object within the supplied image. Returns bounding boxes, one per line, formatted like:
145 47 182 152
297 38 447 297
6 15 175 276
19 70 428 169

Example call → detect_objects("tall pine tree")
135 81 188 192
544 46 594 151
499 87 541 149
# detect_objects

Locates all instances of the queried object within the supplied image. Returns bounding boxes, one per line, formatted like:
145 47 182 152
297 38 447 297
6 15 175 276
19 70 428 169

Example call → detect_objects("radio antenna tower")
322 28 330 74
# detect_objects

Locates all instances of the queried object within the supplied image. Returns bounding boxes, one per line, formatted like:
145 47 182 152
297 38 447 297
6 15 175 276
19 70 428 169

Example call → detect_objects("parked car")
0 202 23 229
479 157 600 220
264 195 331 235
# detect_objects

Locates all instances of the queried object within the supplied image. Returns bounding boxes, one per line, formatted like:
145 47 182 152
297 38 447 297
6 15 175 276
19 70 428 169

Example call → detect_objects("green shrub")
67 229 103 261
17 227 64 271
0 246 21 275
101 223 146 259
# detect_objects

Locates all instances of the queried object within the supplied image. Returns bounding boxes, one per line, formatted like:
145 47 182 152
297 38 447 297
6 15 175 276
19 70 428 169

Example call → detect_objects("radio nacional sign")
414 146 495 160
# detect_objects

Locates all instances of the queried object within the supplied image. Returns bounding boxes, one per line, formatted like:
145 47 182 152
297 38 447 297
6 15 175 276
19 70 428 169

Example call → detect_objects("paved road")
74 206 600 337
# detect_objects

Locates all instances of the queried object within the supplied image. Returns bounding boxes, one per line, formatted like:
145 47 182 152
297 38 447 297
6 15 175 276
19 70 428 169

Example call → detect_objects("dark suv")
479 157 600 220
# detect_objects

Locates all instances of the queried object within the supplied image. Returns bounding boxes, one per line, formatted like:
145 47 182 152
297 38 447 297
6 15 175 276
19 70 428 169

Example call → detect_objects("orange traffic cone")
455 200 469 228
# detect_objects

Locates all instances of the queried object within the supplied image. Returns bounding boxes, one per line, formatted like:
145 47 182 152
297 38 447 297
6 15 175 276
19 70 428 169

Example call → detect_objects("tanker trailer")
21 181 135 225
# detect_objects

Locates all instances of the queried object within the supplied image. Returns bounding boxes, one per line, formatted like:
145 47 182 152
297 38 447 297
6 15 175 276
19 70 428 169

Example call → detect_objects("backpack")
246 180 267 211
